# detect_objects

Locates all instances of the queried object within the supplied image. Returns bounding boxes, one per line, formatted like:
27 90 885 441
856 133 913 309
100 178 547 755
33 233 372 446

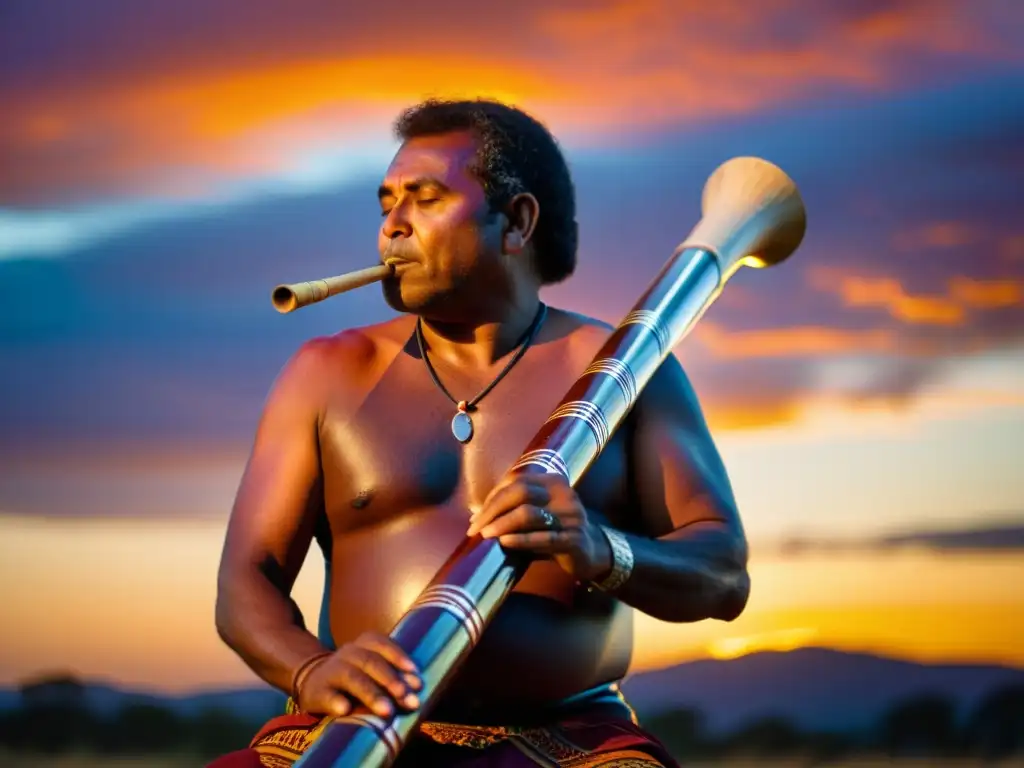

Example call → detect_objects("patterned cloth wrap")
206 683 679 767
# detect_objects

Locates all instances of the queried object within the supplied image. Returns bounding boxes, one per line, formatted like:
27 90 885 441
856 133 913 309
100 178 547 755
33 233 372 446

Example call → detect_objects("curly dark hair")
393 98 578 285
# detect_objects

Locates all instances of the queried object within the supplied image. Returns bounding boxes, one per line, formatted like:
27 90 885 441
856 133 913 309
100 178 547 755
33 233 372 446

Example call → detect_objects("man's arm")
606 353 749 624
215 340 331 694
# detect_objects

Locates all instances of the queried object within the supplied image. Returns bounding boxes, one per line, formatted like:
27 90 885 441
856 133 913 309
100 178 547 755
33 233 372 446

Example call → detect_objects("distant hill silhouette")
3 649 1023 760
619 647 1024 735
3 648 1021 737
0 676 286 723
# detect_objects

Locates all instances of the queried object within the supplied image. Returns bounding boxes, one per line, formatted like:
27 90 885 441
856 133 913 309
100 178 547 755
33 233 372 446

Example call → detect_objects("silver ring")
539 509 558 529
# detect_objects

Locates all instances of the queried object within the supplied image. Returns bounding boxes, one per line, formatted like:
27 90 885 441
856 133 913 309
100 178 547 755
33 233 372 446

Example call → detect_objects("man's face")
376 131 506 317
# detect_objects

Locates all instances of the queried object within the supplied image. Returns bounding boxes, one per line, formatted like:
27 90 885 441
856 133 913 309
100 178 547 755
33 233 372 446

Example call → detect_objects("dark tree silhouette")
104 702 185 753
725 715 804 757
4 673 100 753
189 707 262 757
878 692 958 756
639 707 710 759
3 670 1020 762
0 671 271 757
963 683 1024 758
19 674 87 707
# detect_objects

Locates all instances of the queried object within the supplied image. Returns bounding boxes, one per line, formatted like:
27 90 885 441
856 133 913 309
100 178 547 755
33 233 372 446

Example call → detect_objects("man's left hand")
466 473 613 583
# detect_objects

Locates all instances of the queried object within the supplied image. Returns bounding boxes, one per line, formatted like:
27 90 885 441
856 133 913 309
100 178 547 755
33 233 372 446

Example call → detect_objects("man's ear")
503 193 539 255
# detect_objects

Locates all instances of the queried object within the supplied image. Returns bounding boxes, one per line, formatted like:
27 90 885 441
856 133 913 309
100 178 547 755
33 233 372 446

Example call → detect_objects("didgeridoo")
293 156 808 767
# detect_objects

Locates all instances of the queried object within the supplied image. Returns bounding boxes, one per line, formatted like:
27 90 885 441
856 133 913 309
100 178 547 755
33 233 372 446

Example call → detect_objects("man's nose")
381 204 412 240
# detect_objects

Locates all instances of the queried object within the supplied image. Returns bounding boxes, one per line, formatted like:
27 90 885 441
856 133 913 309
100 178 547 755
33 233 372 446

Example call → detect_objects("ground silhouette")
2 671 1022 762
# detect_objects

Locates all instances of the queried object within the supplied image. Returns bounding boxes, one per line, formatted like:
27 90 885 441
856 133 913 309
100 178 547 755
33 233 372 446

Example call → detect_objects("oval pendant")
452 411 474 443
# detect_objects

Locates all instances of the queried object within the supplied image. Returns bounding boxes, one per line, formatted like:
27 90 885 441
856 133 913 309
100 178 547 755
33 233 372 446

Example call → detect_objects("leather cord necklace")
415 302 548 444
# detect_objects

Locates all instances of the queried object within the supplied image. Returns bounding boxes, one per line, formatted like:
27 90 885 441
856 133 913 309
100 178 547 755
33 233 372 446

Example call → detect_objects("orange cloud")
833 275 965 326
892 221 978 251
949 276 1022 308
701 401 804 432
3 55 564 202
146 58 565 141
695 381 1024 434
809 267 1022 326
537 1 880 96
845 1 1006 58
535 0 1021 124
2 0 1019 204
694 321 896 359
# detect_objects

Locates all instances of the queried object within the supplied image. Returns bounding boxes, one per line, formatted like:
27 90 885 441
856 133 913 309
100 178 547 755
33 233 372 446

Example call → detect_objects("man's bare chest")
316 342 633 534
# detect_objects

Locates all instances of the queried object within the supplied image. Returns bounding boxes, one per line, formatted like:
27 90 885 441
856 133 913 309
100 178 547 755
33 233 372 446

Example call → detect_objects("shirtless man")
210 99 749 767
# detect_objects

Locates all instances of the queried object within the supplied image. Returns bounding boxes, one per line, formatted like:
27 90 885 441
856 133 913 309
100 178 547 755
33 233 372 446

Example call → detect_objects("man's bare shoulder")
551 306 615 332
258 316 415 427
286 315 415 375
547 306 615 354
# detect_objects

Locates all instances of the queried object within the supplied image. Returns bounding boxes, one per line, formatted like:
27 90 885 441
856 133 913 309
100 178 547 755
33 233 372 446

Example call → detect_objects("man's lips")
382 246 417 266
383 256 417 274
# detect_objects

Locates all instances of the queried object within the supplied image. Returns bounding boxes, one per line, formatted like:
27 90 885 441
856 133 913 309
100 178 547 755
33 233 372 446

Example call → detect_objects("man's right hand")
297 631 423 718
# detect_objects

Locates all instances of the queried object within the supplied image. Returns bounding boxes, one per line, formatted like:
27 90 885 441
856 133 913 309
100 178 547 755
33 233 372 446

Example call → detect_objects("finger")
517 471 571 495
336 664 396 718
353 648 411 701
321 691 352 717
487 476 551 514
498 529 575 552
479 472 522 508
477 503 536 539
470 481 536 534
468 482 550 536
360 656 420 711
359 632 419 675
402 672 423 692
478 504 550 539
532 475 579 514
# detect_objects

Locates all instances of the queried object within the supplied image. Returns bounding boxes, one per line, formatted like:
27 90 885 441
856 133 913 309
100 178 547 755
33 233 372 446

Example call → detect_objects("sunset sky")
1 0 1023 694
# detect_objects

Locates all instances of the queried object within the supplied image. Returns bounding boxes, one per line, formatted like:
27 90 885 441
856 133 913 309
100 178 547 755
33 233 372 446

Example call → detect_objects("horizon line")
7 644 1024 697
